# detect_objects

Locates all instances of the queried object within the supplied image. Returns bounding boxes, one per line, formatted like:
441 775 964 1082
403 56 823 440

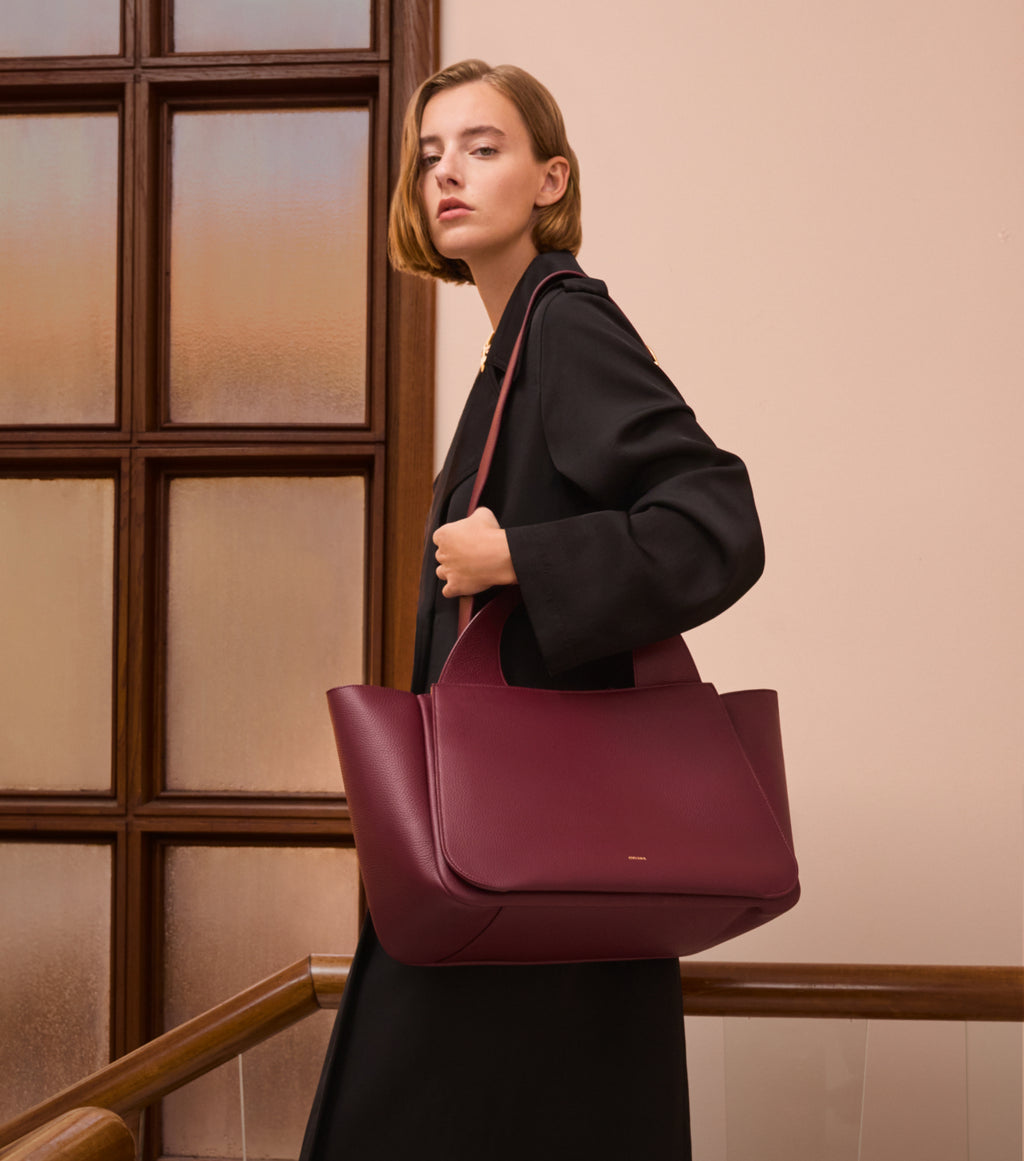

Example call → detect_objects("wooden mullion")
0 817 124 833
111 826 130 1061
124 0 139 64
382 0 438 691
370 81 390 440
136 63 384 88
126 450 153 811
128 817 356 838
376 0 390 59
366 418 388 689
152 86 171 432
130 444 380 468
0 72 132 95
0 800 123 818
131 76 155 436
114 456 133 812
119 81 135 439
0 60 132 78
0 449 129 468
130 799 351 824
144 50 385 69
132 427 381 443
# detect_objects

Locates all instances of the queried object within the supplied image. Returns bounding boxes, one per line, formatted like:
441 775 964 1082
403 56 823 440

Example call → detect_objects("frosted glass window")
0 115 119 425
0 479 115 791
0 0 120 57
174 0 371 52
162 844 360 1160
168 109 368 425
0 843 111 1124
165 475 364 793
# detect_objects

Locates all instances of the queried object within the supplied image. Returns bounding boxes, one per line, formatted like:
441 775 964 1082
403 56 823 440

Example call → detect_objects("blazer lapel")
411 251 586 691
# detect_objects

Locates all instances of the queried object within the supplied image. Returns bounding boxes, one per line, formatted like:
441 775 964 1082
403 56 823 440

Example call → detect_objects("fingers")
431 507 506 599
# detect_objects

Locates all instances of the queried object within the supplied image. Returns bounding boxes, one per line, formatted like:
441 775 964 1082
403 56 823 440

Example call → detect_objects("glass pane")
161 844 360 1160
966 1023 1023 1160
0 0 120 57
0 114 119 425
165 475 365 793
173 0 370 53
168 109 368 425
0 843 112 1123
0 478 115 792
857 1021 969 1160
722 1017 869 1161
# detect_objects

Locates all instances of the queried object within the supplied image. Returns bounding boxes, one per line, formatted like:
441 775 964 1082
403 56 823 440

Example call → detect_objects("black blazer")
412 250 765 694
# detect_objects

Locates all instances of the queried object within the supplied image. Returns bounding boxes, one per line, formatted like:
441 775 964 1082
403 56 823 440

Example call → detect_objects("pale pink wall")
435 0 1023 1155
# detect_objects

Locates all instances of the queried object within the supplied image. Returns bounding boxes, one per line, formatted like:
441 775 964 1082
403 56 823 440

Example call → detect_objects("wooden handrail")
0 1109 133 1161
0 957 332 1151
2 955 1021 1152
678 961 1024 1021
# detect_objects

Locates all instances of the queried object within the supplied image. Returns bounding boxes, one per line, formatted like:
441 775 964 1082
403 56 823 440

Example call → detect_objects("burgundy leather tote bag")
327 587 799 965
326 271 799 965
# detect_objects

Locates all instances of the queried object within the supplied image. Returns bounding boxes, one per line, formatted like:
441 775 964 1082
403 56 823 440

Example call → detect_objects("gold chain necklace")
479 331 495 374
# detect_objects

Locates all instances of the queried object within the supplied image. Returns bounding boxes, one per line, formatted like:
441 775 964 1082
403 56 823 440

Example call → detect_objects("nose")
433 152 461 188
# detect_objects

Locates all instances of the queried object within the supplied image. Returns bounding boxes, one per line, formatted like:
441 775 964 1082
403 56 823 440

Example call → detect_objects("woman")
301 59 764 1160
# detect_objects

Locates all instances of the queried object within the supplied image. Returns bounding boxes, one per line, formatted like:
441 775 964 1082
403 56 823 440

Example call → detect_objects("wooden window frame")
0 0 437 1122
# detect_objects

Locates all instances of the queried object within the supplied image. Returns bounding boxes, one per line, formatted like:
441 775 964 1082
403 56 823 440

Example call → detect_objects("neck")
467 240 540 329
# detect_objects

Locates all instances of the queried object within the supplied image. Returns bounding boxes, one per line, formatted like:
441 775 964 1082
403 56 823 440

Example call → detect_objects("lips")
437 198 471 221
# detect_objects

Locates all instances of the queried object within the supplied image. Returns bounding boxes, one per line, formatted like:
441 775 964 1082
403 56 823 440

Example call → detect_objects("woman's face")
418 81 564 277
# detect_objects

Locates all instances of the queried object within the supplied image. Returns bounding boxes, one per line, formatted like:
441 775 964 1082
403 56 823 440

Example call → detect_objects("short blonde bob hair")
388 59 582 284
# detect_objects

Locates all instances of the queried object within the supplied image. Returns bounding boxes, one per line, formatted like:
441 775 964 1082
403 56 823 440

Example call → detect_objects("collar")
485 251 585 376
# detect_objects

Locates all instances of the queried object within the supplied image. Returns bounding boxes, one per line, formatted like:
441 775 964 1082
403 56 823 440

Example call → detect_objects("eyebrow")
419 125 508 148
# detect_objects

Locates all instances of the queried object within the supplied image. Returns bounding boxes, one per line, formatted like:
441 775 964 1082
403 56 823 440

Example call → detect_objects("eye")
472 145 498 158
419 153 440 169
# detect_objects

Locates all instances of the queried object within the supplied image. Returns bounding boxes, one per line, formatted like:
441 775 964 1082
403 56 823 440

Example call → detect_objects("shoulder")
531 269 668 383
534 274 626 331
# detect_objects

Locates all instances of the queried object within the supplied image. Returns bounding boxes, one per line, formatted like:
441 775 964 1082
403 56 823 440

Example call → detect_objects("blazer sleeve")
505 285 765 673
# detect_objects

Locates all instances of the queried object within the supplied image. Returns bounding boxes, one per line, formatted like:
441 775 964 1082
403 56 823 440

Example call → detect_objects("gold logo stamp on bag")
627 855 648 861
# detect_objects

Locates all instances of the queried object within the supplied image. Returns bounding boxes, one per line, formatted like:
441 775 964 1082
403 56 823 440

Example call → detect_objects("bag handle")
443 587 701 688
458 270 585 635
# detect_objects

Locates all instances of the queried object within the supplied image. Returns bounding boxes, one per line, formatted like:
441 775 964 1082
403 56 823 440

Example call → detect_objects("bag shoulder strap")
465 269 586 519
452 273 701 685
458 269 585 633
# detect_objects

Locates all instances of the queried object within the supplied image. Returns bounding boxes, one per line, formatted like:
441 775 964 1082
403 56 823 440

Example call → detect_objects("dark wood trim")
126 0 138 63
0 73 133 93
0 63 132 79
112 829 130 1061
121 823 150 1051
136 64 388 87
120 81 135 438
0 820 124 834
127 815 355 834
131 78 155 436
0 451 130 469
382 0 438 690
114 458 133 811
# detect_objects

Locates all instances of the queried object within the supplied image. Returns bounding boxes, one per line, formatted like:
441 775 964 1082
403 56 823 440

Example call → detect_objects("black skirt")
300 918 691 1160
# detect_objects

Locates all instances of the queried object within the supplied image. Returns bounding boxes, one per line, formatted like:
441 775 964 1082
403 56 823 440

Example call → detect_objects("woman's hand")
433 507 517 598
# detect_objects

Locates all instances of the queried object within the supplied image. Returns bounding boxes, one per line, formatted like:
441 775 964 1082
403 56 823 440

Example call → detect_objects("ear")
535 156 570 207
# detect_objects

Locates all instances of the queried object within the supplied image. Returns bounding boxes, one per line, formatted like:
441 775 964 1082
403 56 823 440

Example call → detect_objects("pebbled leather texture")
328 589 799 965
